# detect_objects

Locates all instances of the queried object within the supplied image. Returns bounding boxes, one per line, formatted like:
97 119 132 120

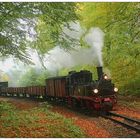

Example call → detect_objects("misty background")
0 22 106 87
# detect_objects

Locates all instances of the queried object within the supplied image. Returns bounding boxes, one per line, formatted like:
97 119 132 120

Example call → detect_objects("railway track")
102 111 140 133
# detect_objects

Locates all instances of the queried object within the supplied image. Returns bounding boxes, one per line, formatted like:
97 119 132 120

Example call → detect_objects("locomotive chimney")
97 67 103 80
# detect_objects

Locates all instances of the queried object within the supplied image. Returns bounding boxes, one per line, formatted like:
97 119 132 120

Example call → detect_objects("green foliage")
18 68 50 86
0 2 35 63
0 2 78 61
33 3 79 54
46 112 85 138
0 101 15 115
77 2 140 95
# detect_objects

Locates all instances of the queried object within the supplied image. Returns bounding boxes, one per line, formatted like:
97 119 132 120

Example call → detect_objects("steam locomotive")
0 67 118 111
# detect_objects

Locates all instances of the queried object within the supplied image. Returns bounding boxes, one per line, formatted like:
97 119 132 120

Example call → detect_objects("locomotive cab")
66 70 93 96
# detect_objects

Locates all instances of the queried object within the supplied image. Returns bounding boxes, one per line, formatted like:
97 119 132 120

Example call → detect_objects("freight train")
0 67 118 111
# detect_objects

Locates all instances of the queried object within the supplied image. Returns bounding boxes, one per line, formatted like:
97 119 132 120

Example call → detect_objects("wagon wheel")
72 98 76 108
67 97 72 108
76 99 81 108
71 98 80 108
81 99 86 110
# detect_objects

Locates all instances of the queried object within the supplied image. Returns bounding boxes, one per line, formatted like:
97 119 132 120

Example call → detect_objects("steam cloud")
44 23 105 74
84 27 104 66
0 23 105 84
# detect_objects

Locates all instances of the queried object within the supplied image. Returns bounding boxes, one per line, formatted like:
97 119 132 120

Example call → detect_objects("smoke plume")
84 27 104 66
44 23 105 74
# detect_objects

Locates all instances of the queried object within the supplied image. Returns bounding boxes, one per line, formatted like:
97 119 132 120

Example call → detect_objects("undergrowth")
0 101 85 138
118 100 140 110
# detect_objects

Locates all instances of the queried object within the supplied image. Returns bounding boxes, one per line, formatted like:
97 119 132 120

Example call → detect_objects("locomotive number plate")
104 98 110 101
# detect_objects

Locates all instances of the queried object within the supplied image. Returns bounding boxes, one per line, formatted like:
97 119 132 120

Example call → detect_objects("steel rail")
108 111 140 125
102 112 140 133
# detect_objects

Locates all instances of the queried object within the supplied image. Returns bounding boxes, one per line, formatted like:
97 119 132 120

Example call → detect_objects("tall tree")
0 2 78 62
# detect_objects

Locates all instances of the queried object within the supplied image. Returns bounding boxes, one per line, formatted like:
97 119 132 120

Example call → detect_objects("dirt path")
0 96 140 138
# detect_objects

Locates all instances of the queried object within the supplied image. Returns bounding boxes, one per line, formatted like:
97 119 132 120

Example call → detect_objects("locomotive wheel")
72 98 80 108
72 98 76 108
85 100 91 110
81 100 86 110
76 99 81 108
67 98 70 107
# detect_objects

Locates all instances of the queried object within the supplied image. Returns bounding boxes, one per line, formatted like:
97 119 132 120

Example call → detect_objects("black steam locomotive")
65 67 118 110
0 67 118 111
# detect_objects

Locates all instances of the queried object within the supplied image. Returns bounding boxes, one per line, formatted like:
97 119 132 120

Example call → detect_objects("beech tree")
0 2 78 62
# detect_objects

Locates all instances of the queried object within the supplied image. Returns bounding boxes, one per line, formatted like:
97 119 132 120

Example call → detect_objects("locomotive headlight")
104 75 108 80
93 89 98 94
114 87 118 92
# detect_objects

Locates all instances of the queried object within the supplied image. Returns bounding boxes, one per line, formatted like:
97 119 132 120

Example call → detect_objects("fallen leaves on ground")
114 105 140 119
0 96 140 138
52 106 110 138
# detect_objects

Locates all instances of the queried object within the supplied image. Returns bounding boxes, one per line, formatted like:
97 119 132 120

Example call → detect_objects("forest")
0 2 140 96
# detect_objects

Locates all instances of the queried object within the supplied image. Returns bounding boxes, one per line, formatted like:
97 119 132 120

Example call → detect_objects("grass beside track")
117 95 140 110
0 101 86 138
